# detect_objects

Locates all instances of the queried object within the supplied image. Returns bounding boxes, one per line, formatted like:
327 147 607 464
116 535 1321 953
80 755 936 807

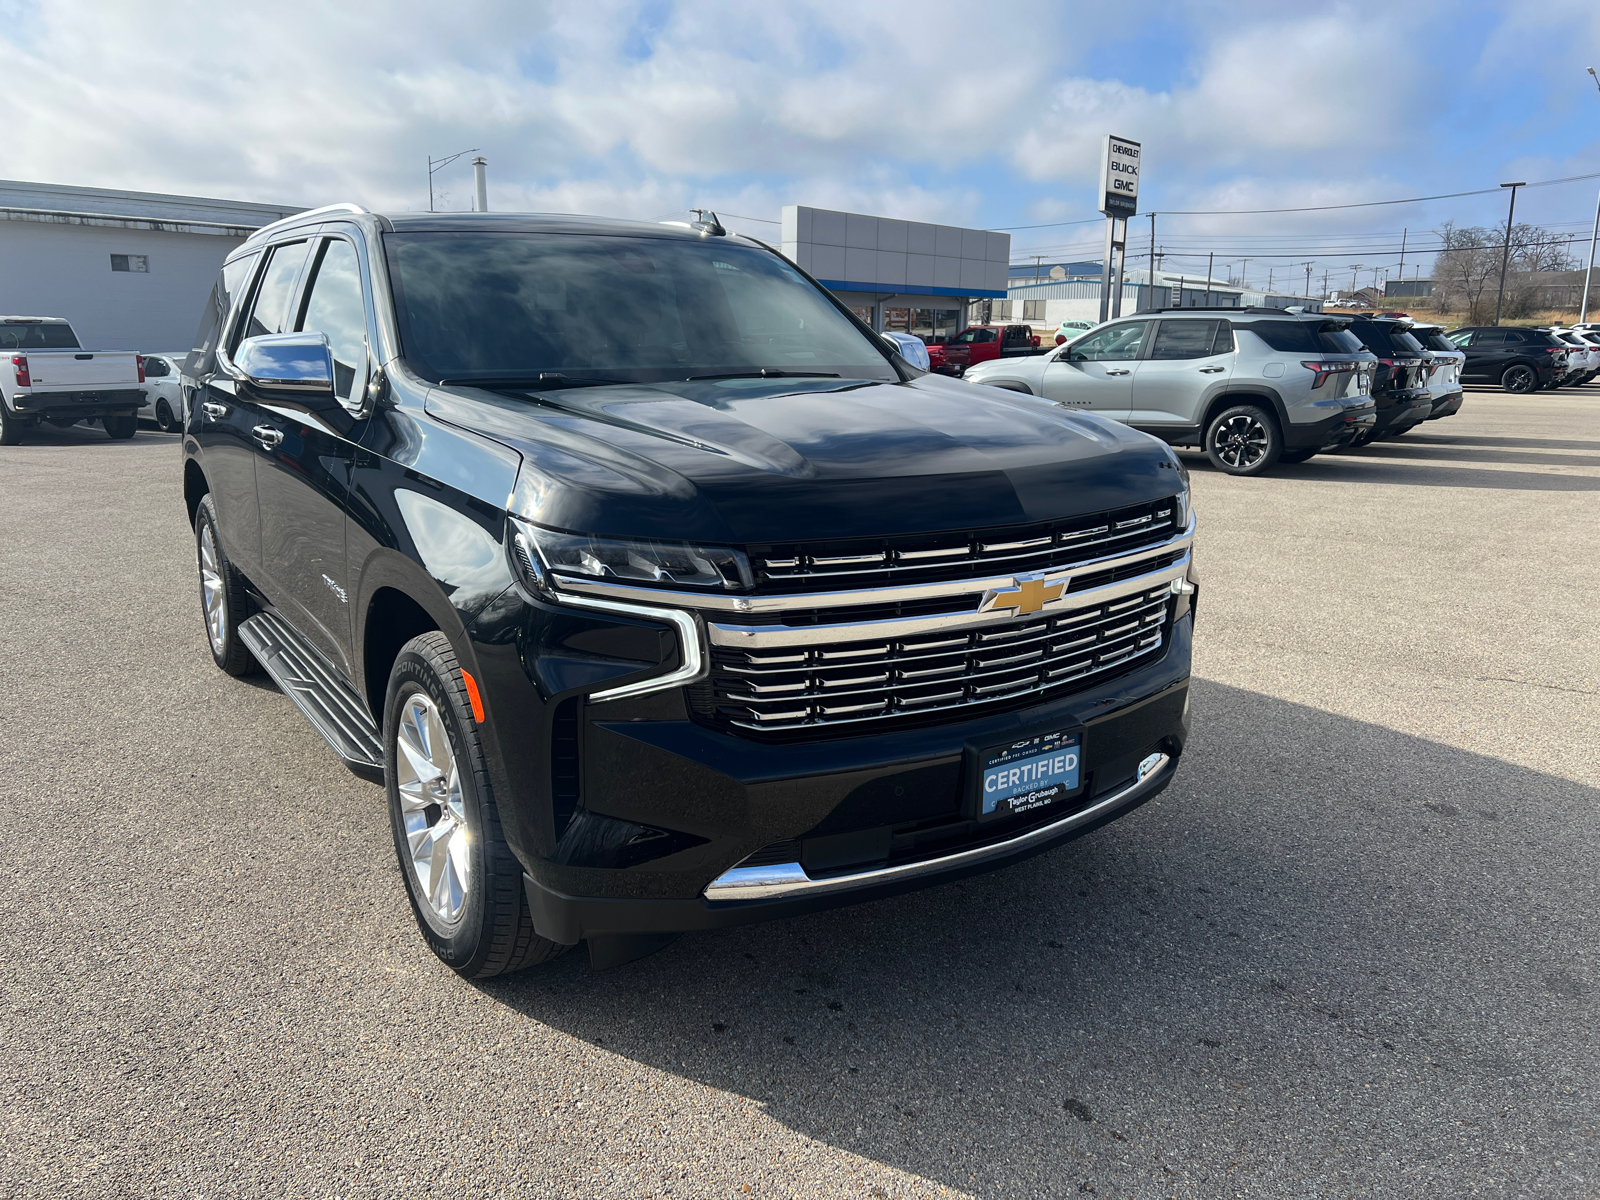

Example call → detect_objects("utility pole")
1493 181 1525 326
1398 228 1407 282
1349 264 1362 294
1322 270 1329 300
1582 189 1600 323
1206 252 1214 304
1147 213 1156 312
1239 258 1248 288
1033 255 1045 282
1303 262 1313 300
1267 266 1274 292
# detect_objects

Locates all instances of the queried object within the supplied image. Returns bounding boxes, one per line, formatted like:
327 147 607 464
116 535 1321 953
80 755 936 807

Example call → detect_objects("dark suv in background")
180 204 1198 977
1342 317 1434 441
1447 326 1569 394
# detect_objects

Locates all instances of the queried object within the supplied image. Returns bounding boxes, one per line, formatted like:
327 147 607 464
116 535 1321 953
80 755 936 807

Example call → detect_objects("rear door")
1040 319 1148 419
1128 318 1233 430
251 233 373 676
192 250 268 575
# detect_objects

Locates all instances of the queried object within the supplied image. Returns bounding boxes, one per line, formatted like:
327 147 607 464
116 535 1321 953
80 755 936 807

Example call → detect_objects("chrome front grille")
748 498 1181 592
702 585 1172 734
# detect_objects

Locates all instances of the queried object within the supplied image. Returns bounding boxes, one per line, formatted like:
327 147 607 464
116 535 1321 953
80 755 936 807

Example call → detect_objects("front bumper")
1285 400 1377 450
8 389 145 420
509 614 1193 946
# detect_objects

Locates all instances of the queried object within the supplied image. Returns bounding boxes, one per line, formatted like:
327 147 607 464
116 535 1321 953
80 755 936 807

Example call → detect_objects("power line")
990 168 1600 230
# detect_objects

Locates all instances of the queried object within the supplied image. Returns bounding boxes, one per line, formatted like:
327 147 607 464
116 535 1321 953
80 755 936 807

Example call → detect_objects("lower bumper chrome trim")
703 751 1172 902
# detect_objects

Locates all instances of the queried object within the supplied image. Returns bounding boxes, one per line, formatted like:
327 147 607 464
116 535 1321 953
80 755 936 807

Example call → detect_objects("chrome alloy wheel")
1213 413 1269 470
395 692 471 925
199 523 228 655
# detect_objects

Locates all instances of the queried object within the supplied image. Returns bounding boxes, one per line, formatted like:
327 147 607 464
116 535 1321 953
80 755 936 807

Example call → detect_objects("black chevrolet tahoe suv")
181 204 1198 975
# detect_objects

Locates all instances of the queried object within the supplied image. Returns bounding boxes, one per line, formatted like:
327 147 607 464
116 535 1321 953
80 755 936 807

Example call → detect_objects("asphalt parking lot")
1 390 1597 1199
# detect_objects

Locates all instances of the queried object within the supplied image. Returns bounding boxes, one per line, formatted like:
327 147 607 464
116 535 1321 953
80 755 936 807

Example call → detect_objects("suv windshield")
0 323 80 351
384 233 898 385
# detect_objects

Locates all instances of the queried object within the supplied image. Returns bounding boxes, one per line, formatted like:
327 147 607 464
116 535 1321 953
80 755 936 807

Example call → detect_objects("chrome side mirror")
233 333 335 394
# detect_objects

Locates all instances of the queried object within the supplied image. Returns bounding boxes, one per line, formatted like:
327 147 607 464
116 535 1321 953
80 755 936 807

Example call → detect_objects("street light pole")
427 147 481 212
1493 181 1525 326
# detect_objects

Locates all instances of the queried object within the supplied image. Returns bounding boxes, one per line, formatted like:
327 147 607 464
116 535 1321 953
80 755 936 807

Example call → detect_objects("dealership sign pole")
1098 135 1141 322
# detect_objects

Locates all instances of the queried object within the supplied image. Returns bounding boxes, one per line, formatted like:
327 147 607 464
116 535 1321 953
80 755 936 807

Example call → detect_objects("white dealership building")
0 179 302 352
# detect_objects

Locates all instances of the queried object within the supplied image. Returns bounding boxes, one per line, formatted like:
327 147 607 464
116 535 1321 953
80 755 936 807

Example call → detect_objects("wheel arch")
1199 387 1287 439
183 460 209 527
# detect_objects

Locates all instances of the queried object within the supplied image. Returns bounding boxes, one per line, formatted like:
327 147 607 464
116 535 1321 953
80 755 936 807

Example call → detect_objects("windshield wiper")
438 372 635 390
686 369 841 381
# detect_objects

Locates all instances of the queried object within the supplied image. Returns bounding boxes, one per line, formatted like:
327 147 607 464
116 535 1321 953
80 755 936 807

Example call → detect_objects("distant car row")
959 307 1464 477
1442 323 1599 393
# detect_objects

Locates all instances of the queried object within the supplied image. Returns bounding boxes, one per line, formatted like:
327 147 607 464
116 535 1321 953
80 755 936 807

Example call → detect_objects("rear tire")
384 631 566 979
155 400 179 432
1501 364 1537 394
0 404 22 446
104 414 137 439
195 495 259 677
1204 404 1282 476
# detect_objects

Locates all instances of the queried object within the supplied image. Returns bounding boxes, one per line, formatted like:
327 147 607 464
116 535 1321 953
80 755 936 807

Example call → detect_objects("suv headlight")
512 520 753 591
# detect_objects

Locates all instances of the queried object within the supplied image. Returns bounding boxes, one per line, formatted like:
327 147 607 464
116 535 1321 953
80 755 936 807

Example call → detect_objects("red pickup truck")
936 324 1041 375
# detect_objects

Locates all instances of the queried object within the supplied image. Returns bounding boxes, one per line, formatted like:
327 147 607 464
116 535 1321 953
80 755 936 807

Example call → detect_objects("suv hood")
424 374 1182 544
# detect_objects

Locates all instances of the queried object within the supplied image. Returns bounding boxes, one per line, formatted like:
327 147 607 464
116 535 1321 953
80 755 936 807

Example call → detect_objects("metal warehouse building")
0 180 302 353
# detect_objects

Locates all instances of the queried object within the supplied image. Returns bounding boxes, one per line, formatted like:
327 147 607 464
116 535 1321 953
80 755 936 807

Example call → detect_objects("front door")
1040 319 1148 419
1128 319 1234 431
251 234 373 679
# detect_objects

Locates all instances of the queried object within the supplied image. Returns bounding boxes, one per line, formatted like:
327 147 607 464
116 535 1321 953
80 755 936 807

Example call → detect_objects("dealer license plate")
977 728 1083 821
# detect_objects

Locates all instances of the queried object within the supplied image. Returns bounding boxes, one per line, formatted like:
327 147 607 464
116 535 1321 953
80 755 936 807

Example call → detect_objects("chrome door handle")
252 424 285 448
1105 368 1131 376
1198 366 1226 373
201 401 228 419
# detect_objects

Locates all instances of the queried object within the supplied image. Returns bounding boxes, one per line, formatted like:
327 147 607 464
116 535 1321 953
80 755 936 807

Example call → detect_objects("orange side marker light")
461 669 486 723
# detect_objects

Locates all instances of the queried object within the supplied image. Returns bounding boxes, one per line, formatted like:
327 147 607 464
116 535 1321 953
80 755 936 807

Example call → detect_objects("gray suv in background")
964 308 1378 476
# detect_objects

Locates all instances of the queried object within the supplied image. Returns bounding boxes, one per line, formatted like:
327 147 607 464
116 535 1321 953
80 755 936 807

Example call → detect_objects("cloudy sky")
5 0 1600 282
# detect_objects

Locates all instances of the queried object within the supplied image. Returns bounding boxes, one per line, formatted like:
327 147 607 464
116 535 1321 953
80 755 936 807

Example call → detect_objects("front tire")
384 631 565 979
104 414 137 439
1501 364 1537 394
195 495 259 676
1204 404 1282 476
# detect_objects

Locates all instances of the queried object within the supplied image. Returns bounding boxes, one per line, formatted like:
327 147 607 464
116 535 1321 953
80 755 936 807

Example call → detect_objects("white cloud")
0 0 1591 258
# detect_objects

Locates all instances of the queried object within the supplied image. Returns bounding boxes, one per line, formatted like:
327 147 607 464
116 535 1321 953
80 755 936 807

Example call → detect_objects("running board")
239 611 385 783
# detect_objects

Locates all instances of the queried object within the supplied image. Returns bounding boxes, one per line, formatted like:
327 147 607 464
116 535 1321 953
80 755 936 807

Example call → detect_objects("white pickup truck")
0 316 147 444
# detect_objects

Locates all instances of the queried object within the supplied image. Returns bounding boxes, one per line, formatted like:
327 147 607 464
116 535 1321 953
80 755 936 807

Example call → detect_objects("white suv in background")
1551 330 1599 386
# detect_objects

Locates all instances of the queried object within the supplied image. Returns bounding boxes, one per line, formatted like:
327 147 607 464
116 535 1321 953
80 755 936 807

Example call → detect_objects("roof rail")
1145 305 1322 316
253 202 369 237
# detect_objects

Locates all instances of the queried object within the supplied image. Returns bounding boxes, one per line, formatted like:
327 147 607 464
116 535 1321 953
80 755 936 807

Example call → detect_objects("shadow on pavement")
478 681 1598 1197
1181 448 1600 491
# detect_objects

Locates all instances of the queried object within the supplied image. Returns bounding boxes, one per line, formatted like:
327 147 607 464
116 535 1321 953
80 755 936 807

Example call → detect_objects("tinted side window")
973 329 998 343
143 356 170 377
1499 330 1528 344
1447 331 1472 347
1068 320 1148 361
240 241 311 344
186 251 260 376
297 238 368 403
1390 330 1424 354
1149 320 1219 360
1212 321 1234 355
1246 321 1317 354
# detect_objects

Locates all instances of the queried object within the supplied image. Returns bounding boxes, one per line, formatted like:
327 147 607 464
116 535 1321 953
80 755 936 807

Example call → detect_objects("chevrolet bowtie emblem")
979 572 1068 617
